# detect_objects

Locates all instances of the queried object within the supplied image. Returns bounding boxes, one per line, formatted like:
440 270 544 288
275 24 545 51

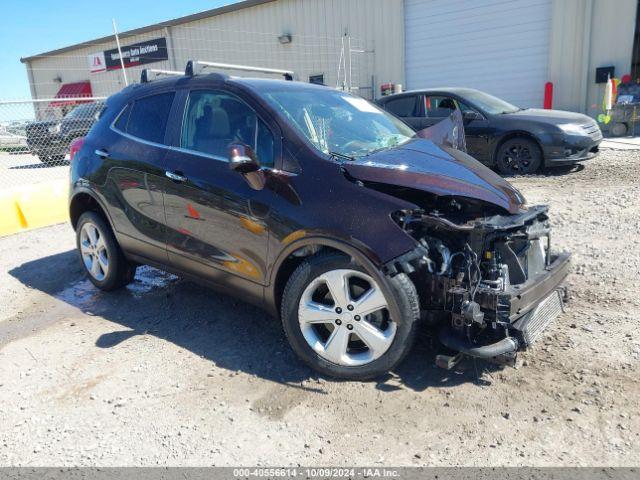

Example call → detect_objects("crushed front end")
385 200 570 367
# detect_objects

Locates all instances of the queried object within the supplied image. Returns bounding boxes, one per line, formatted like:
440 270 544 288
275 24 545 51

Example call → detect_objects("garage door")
404 0 552 108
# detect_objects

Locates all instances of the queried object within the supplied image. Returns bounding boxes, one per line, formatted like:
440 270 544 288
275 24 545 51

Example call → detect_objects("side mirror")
228 143 265 190
229 143 260 174
463 110 482 122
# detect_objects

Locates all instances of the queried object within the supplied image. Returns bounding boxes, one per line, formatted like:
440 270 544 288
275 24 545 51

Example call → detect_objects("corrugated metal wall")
548 0 637 115
404 0 552 108
169 0 404 98
26 0 635 117
25 29 170 100
26 0 404 102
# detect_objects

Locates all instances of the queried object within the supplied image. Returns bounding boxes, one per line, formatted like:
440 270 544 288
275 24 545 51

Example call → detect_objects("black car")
377 88 602 174
26 101 104 164
69 67 570 379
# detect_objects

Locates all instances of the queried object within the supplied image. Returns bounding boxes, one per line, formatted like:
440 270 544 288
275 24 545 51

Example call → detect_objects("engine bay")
384 200 570 366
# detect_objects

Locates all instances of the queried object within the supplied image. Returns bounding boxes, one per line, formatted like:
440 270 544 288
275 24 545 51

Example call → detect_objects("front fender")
265 233 410 319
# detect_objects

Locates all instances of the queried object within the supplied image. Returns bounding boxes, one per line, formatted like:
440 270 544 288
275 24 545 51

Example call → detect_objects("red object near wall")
543 82 553 109
49 81 93 107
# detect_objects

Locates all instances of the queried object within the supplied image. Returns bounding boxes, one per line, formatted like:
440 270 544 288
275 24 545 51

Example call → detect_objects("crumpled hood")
343 138 526 214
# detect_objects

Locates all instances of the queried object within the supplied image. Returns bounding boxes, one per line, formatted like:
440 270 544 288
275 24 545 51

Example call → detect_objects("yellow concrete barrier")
0 179 68 237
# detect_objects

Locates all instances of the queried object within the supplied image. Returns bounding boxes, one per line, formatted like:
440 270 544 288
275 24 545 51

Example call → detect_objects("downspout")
580 0 594 114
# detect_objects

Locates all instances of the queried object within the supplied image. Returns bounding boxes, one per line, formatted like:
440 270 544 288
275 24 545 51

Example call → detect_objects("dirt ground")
0 147 638 467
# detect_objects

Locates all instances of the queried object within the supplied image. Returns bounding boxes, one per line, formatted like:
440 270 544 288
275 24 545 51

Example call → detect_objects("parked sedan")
377 88 602 174
25 101 104 164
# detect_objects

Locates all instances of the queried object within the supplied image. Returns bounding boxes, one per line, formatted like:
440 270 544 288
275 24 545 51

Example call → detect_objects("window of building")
632 0 640 80
309 74 325 85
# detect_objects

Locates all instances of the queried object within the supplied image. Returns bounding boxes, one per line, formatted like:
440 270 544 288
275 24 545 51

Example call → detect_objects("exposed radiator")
513 289 565 346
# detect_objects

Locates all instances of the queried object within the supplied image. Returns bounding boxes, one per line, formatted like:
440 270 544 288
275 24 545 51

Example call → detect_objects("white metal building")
21 0 640 118
404 0 638 118
21 0 405 105
405 0 554 108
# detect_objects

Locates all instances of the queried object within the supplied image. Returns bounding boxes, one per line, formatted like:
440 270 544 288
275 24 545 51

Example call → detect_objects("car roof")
119 73 332 98
379 87 483 100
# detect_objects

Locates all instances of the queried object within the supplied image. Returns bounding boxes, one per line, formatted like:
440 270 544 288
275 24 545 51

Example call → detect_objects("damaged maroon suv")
69 68 570 380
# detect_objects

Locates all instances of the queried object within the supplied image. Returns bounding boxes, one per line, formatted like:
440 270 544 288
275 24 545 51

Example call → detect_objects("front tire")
281 253 420 380
76 211 136 291
496 137 543 175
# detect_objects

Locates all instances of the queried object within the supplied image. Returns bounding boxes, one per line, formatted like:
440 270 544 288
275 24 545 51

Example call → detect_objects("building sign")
88 37 168 74
88 51 107 73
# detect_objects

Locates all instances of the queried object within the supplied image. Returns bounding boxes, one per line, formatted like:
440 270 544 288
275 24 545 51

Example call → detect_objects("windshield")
462 90 520 115
65 103 101 119
262 87 414 158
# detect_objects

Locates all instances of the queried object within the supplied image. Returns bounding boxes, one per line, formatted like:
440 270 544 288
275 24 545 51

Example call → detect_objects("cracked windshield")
263 88 415 158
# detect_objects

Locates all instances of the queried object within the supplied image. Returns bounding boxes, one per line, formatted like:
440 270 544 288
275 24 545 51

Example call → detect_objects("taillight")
69 137 84 163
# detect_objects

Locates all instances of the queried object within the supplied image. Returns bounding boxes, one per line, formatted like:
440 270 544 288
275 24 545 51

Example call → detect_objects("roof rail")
140 68 183 83
185 60 294 80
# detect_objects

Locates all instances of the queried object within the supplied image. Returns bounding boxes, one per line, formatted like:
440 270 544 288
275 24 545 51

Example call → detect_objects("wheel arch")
69 189 113 231
492 130 545 165
267 236 402 319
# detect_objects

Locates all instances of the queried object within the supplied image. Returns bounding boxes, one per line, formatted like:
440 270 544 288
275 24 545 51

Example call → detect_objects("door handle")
165 170 188 183
95 149 110 159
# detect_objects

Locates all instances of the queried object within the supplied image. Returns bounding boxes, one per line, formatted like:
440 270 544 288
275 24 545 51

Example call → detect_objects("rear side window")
119 92 175 144
384 96 420 118
114 104 131 131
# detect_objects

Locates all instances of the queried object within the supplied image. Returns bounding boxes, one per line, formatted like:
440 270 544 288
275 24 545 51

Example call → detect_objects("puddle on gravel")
55 266 179 311
125 265 179 297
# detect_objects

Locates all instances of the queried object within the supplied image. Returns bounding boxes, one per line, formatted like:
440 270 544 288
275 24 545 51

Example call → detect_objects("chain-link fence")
3 17 374 190
0 96 104 188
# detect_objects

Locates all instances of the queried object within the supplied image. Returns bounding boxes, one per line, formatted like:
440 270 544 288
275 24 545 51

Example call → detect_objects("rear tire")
281 252 420 380
496 137 543 175
38 153 66 165
610 122 628 137
76 211 136 291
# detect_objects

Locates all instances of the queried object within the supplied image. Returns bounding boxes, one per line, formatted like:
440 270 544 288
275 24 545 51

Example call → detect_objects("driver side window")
424 95 458 118
181 90 275 167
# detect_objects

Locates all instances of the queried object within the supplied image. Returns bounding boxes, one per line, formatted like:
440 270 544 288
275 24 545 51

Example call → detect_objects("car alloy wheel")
79 222 109 281
497 137 542 175
502 143 533 172
297 269 397 366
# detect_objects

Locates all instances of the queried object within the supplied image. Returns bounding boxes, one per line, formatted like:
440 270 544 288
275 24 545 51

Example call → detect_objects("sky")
0 0 238 99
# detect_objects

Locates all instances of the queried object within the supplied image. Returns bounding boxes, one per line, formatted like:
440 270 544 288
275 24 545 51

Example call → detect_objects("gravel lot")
0 148 638 467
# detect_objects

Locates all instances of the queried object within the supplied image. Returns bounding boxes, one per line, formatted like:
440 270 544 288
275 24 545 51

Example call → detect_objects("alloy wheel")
79 222 109 281
298 269 396 366
502 142 533 173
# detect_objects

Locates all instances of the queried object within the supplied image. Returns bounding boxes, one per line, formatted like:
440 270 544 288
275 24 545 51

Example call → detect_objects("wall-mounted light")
53 75 62 83
278 34 292 44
